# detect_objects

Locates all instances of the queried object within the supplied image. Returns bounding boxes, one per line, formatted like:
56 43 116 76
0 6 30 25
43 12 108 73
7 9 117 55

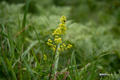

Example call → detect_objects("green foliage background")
0 0 120 79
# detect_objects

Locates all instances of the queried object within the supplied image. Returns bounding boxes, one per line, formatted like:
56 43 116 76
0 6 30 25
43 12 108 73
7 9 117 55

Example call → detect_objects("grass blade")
6 58 17 80
31 49 40 66
20 55 35 79
22 0 31 51
12 40 38 68
31 23 44 62
0 55 10 79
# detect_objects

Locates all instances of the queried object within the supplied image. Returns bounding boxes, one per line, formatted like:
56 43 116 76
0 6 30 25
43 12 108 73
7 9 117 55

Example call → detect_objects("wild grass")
0 0 120 80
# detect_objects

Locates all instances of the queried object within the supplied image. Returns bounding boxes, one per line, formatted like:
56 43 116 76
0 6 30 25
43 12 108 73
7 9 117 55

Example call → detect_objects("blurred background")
0 0 120 77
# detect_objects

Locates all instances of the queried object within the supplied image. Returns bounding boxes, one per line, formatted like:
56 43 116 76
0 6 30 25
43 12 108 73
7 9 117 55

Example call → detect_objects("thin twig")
12 21 34 39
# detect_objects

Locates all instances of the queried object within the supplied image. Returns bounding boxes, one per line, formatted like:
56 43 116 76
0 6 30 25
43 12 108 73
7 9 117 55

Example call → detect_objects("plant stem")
49 46 58 80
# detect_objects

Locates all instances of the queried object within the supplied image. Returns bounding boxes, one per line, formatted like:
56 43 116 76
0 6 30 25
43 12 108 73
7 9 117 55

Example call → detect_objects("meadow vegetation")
0 0 120 80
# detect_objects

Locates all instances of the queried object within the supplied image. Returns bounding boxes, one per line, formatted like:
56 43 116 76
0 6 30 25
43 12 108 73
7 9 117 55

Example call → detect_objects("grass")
0 0 120 80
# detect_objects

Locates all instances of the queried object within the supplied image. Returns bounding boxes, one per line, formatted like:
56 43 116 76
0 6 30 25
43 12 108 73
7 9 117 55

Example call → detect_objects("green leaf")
12 40 38 68
6 58 17 80
20 55 35 79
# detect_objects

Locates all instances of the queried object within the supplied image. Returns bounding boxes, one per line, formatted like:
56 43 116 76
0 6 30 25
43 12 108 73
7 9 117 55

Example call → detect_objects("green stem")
53 43 60 74
49 43 60 80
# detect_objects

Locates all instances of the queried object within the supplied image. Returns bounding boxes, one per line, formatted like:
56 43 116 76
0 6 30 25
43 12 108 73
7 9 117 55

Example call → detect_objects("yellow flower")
60 15 66 24
52 28 61 35
54 38 62 44
48 39 52 42
52 45 56 53
55 35 59 38
43 54 47 61
47 42 53 46
47 15 72 53
67 44 72 49
60 45 63 48
63 44 66 47
59 23 65 28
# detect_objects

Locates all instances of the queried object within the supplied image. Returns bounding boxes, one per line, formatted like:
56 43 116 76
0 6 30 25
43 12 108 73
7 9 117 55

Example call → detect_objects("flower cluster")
52 16 67 36
58 43 72 51
47 15 72 53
